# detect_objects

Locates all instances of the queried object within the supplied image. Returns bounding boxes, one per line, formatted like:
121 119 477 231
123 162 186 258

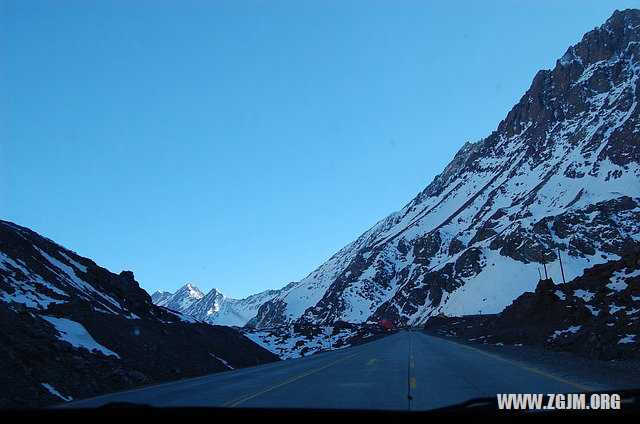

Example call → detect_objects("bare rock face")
244 9 640 329
0 220 279 408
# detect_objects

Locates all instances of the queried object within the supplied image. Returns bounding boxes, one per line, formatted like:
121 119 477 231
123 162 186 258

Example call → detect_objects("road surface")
64 331 596 411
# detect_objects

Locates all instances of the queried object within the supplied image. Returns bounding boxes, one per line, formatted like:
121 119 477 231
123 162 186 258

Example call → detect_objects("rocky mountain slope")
237 9 640 329
0 220 279 408
426 247 640 359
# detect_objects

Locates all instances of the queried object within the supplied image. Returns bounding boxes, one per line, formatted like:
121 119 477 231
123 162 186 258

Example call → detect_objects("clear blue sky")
2 0 638 298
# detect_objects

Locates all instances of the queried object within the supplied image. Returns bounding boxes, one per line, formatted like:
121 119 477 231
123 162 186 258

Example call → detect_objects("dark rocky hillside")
0 220 279 408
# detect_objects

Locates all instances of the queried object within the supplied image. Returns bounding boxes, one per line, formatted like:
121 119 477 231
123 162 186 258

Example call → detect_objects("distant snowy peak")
247 9 640 328
151 283 204 312
150 290 172 305
151 284 284 327
186 283 204 299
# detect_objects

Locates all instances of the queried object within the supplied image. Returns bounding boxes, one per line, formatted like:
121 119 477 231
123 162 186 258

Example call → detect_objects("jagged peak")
411 11 640 206
494 8 640 140
176 283 204 299
559 8 640 68
205 287 225 298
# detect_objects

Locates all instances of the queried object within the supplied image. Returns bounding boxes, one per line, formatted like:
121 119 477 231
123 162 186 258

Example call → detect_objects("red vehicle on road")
378 319 393 330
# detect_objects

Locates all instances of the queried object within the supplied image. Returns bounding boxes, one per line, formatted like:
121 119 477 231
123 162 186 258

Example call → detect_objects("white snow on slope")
41 383 73 402
210 353 234 369
41 316 120 358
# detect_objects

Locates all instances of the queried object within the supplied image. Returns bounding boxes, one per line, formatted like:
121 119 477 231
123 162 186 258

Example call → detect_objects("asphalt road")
64 331 597 411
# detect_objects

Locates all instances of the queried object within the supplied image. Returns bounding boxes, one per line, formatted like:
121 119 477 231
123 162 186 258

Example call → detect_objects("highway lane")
64 331 596 411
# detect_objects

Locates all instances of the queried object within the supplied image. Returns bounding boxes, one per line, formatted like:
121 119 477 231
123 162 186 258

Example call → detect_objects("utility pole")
537 268 542 280
541 251 548 280
557 247 566 284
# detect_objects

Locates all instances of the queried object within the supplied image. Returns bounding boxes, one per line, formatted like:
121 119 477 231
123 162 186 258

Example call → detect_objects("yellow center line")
366 358 378 366
408 332 417 402
440 338 595 392
221 344 379 407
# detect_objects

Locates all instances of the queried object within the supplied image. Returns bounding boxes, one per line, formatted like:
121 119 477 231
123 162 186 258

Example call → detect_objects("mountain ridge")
152 283 288 327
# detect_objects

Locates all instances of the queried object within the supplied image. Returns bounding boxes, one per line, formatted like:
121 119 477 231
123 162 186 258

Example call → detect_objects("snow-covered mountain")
244 9 640 328
154 10 640 331
153 284 287 327
151 283 204 312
